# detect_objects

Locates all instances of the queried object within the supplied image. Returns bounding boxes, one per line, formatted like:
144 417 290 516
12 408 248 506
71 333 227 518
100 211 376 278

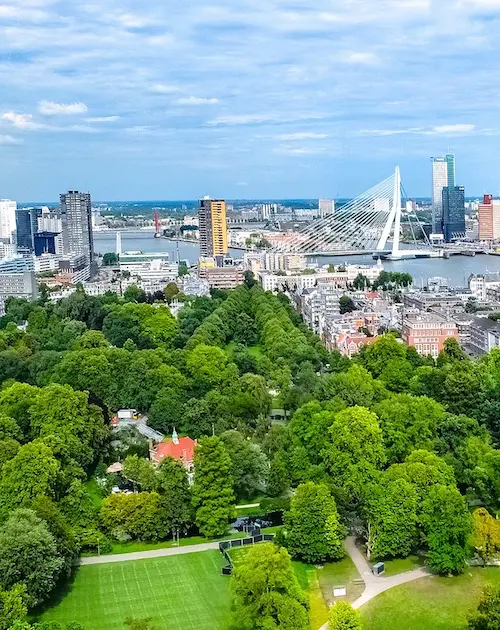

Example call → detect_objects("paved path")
80 541 219 565
319 537 431 629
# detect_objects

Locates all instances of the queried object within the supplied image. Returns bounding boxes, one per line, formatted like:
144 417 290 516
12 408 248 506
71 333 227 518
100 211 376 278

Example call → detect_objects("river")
93 231 500 288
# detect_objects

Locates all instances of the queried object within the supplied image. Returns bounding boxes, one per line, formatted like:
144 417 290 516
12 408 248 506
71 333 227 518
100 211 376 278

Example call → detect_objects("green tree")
472 508 500 563
102 252 119 266
285 482 345 563
0 509 63 607
468 585 500 630
352 274 370 291
358 334 406 377
268 452 290 497
324 407 385 504
339 296 356 315
100 493 167 541
123 455 158 492
0 584 27 630
328 601 362 630
421 484 471 575
157 457 193 538
221 430 269 500
0 440 59 512
230 543 309 630
366 477 418 560
164 283 179 304
192 437 235 538
123 285 147 303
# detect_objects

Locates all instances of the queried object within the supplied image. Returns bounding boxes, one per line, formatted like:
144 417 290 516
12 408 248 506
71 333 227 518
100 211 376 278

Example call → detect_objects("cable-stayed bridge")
274 167 438 260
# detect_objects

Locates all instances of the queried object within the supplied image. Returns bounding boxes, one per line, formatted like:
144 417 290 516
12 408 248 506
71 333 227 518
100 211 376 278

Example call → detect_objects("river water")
94 231 500 288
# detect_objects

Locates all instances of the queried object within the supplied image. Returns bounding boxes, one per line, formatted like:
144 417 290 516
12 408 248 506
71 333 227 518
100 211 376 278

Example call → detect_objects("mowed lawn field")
39 551 231 630
361 568 500 630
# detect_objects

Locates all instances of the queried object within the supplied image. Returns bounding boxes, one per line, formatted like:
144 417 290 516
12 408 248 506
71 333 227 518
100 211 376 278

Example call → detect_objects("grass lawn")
95 532 248 557
39 551 231 630
382 555 426 577
317 556 364 605
85 478 104 509
361 568 500 630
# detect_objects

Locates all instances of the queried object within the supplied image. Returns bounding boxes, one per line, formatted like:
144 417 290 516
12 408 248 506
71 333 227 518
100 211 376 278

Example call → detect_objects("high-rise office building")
442 186 465 243
198 197 228 257
445 154 455 188
431 158 449 233
0 199 17 245
478 194 500 241
16 207 42 251
60 191 93 263
319 199 335 218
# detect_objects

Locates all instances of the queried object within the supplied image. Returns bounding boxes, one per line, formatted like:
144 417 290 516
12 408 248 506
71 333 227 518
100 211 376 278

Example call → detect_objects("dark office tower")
442 186 465 243
15 207 42 250
60 191 93 263
445 154 455 188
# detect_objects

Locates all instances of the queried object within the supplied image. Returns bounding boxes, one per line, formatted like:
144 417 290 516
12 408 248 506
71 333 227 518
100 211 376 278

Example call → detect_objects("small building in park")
149 429 197 483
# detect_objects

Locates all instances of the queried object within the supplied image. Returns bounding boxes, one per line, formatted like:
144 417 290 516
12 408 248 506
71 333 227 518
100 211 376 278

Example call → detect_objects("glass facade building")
442 186 465 243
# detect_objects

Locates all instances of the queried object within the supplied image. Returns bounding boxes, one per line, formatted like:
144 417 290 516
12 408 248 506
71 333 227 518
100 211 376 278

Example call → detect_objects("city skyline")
2 1 500 200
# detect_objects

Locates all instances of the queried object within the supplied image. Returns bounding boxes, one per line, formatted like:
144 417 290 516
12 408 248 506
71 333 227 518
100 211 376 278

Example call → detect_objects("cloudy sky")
1 0 500 200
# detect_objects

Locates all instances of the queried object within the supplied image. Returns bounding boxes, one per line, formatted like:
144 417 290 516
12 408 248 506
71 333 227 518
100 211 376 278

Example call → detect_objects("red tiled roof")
153 437 196 463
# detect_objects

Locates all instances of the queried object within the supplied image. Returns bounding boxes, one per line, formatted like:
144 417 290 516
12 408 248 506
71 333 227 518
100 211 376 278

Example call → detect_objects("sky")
1 0 500 201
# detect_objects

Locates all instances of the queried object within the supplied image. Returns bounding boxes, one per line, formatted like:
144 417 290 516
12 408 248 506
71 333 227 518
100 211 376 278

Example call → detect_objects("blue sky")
1 0 500 200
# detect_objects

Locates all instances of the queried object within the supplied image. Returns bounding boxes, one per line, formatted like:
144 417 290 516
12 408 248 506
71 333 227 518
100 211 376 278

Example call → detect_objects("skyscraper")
431 158 448 234
60 191 93 263
0 199 17 245
198 197 228 257
319 199 335 218
442 186 465 243
15 207 42 251
478 195 500 241
445 154 455 188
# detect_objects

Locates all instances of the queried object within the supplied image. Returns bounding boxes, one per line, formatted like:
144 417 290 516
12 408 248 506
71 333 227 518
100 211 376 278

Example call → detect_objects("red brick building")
149 430 197 482
402 313 458 359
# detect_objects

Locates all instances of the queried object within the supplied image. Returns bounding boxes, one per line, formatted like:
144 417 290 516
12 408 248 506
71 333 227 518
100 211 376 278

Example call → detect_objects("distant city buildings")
431 154 455 234
442 186 466 242
0 199 17 245
0 256 37 300
198 197 228 257
319 199 335 218
478 195 500 241
198 257 244 289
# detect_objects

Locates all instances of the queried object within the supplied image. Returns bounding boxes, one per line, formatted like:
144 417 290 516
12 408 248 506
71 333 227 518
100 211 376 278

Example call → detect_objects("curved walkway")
319 537 431 629
80 541 219 565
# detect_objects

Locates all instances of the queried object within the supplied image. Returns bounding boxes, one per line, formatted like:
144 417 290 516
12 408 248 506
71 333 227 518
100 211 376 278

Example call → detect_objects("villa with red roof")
149 429 197 483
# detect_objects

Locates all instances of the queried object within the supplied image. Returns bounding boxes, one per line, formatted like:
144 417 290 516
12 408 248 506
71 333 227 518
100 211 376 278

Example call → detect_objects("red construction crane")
153 211 161 238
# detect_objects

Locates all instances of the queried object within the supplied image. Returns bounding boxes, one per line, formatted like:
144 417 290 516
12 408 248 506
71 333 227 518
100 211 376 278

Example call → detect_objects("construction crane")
153 211 161 238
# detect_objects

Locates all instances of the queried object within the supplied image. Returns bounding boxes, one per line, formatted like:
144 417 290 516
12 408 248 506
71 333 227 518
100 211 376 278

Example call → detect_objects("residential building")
198 262 244 289
319 199 335 218
469 318 500 355
198 197 228 257
0 256 37 300
0 199 17 245
469 273 500 301
60 191 94 263
55 253 91 284
16 207 42 251
442 186 466 242
403 291 469 311
182 275 210 297
149 429 197 483
296 285 342 334
478 194 500 241
402 313 459 358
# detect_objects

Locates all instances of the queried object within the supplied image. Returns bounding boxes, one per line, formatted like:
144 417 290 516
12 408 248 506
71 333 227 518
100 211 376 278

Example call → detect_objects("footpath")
80 541 219 565
318 537 431 629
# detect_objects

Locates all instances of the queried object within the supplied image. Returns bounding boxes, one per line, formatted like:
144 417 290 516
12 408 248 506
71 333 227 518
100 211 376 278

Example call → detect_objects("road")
318 537 431 629
80 541 219 565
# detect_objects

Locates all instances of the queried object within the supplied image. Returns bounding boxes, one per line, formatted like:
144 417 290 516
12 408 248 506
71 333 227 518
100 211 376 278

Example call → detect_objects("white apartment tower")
0 199 17 245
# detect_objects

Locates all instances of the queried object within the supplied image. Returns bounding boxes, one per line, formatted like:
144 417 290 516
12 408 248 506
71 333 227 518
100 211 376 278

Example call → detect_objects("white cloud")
208 112 328 127
339 51 380 65
38 101 88 115
236 181 248 186
116 13 150 28
276 147 326 155
361 124 476 136
277 132 328 140
0 134 22 145
150 84 182 94
428 123 475 134
86 116 120 123
176 96 219 105
1 112 43 130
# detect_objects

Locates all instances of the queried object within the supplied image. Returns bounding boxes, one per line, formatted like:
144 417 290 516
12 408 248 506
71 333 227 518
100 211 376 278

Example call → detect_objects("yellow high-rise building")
199 197 228 257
